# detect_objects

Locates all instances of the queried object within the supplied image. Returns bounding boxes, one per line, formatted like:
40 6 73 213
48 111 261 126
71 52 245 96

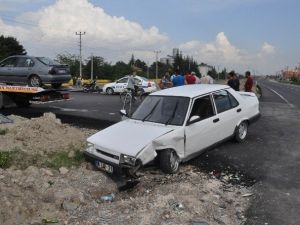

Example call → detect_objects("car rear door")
212 89 241 140
0 57 18 83
15 57 35 83
184 94 220 157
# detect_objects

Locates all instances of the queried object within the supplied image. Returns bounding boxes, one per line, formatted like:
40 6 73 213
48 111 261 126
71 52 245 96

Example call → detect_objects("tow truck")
0 84 70 108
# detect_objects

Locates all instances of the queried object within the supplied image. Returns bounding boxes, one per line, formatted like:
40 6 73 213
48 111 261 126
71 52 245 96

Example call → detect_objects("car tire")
51 83 62 89
159 149 180 174
106 87 114 95
28 75 42 87
235 121 248 143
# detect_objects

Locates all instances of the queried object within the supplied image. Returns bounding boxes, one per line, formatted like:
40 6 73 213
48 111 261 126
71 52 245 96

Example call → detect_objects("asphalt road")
1 80 300 224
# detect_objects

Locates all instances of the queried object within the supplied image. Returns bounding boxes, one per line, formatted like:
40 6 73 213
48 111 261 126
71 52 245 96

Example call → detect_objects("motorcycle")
83 81 102 93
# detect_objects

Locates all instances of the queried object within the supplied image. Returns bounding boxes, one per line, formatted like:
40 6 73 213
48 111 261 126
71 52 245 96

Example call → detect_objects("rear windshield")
36 57 59 65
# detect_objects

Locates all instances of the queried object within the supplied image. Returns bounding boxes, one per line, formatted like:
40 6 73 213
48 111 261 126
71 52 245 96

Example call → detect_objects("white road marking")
50 106 90 112
267 87 295 108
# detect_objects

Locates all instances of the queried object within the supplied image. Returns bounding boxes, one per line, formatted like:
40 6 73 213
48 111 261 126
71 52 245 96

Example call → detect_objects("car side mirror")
188 115 200 125
120 109 129 119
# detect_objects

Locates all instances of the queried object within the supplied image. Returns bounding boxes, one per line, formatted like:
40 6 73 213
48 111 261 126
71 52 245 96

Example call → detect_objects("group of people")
227 70 253 92
159 70 214 89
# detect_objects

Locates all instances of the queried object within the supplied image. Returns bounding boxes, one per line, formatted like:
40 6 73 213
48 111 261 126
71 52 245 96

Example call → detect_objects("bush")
0 128 8 135
0 151 15 168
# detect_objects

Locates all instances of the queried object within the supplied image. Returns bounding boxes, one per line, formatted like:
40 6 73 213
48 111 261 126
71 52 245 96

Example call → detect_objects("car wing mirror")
120 109 129 119
188 115 200 125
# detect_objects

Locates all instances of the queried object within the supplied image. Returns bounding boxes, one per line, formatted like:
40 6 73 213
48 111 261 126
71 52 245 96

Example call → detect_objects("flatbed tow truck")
0 84 70 108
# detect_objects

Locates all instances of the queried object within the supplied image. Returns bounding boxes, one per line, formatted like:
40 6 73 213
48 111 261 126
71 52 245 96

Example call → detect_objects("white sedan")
103 75 157 95
85 84 260 175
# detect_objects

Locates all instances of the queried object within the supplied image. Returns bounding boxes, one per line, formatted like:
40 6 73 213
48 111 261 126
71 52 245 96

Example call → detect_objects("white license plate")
95 161 113 173
58 70 66 73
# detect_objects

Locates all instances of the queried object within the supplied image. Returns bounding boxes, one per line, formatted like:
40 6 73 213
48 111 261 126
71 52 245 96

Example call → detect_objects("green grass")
43 150 85 170
0 151 15 168
0 128 8 135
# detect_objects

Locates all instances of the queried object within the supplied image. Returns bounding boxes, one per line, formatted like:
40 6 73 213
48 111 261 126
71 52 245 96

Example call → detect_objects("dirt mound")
0 113 86 155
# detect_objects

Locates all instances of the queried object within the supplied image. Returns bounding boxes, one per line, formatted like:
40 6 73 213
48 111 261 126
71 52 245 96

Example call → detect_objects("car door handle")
237 108 242 112
213 118 219 123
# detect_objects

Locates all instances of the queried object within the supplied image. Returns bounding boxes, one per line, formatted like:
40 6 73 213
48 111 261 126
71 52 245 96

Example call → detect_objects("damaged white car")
84 84 260 176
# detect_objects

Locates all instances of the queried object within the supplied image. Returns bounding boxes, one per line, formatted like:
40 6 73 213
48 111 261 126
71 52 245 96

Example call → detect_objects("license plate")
58 70 66 73
95 161 113 173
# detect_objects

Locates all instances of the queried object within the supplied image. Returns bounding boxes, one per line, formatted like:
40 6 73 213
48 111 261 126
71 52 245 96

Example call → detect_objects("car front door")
212 90 241 140
114 77 128 92
0 57 18 83
184 95 220 157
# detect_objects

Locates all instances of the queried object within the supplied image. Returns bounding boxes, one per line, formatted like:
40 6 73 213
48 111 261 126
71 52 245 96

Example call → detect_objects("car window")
131 96 190 126
118 78 128 83
213 90 238 113
134 78 142 85
0 57 18 67
36 57 59 65
189 95 215 121
17 58 34 67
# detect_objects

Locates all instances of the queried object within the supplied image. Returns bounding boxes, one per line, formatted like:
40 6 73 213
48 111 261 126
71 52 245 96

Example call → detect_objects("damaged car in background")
84 84 260 176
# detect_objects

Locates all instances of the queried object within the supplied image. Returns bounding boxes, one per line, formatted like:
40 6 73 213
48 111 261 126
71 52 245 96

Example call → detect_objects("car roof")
150 84 230 98
123 75 147 80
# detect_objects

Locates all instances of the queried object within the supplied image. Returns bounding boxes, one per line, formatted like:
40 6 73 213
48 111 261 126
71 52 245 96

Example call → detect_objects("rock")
41 168 54 176
62 200 79 213
0 175 5 179
59 167 69 175
68 150 75 158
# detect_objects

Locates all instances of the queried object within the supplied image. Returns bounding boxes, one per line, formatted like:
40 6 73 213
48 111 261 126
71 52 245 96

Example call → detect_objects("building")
198 63 213 77
282 69 300 80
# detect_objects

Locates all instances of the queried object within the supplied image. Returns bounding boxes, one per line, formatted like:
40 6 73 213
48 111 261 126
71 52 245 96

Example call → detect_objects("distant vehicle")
103 75 157 95
85 84 260 176
0 55 71 88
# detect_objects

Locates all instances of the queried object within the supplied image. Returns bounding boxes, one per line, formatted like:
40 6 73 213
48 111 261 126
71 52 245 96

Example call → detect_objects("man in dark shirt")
227 71 240 91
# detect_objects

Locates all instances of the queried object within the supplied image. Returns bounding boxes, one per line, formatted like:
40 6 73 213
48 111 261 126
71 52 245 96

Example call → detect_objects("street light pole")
91 53 93 81
154 50 161 82
75 31 86 79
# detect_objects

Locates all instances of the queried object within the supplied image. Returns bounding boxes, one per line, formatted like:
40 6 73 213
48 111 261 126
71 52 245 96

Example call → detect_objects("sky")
0 0 299 75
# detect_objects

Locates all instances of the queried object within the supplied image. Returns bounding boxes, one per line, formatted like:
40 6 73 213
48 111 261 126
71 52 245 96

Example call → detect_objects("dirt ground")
0 113 253 225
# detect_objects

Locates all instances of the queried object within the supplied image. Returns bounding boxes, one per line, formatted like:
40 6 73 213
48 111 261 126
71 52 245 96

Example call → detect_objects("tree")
0 35 26 60
56 53 80 78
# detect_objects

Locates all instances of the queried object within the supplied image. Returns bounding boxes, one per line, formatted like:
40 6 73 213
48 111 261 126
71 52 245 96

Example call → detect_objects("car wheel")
159 149 180 174
106 87 114 95
235 121 248 143
28 75 42 87
51 83 62 89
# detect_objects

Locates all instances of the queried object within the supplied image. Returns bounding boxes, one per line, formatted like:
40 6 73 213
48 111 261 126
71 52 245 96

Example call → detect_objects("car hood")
87 120 174 156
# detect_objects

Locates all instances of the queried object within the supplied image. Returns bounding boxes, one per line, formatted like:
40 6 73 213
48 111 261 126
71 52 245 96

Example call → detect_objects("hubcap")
170 151 179 171
30 77 40 87
238 122 247 139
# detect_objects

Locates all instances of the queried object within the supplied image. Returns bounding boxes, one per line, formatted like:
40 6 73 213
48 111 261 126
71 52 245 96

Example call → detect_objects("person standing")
192 71 201 84
227 71 240 91
244 71 253 92
185 71 196 85
172 70 186 87
159 72 173 89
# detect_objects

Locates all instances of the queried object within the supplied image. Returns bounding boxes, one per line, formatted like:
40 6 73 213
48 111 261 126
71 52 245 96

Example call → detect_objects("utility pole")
75 31 86 79
154 50 161 82
90 53 93 81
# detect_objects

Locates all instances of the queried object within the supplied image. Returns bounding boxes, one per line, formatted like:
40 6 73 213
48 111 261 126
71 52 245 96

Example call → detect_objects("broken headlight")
120 154 136 166
85 142 95 153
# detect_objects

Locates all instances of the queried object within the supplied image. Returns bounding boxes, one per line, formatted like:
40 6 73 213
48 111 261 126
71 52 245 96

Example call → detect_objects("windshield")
131 96 190 126
36 57 60 65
